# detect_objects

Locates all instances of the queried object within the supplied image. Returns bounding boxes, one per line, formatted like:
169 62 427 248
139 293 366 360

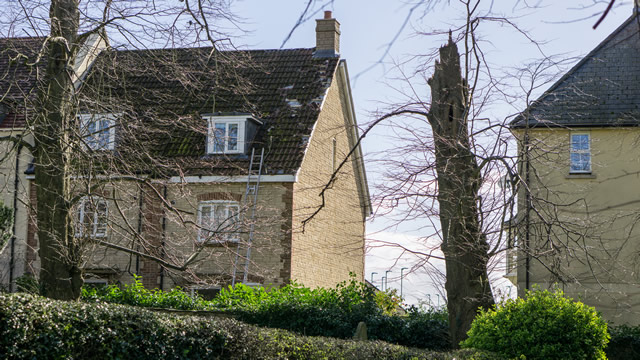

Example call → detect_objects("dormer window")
79 113 116 150
204 115 263 155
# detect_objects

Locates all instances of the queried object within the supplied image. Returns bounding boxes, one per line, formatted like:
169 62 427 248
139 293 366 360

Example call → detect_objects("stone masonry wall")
291 66 366 288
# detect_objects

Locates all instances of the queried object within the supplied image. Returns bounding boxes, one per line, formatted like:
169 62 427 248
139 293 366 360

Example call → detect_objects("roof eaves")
337 60 372 217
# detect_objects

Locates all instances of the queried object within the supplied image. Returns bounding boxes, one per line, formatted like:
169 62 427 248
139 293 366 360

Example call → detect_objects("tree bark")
34 0 83 300
427 35 494 346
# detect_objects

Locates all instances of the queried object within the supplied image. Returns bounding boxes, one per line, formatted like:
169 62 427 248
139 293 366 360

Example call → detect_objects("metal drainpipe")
9 144 22 292
524 127 531 291
135 186 143 275
159 185 167 291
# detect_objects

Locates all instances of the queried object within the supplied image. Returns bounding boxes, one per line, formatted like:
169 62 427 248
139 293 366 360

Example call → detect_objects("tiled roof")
81 47 339 176
0 37 45 129
511 14 640 128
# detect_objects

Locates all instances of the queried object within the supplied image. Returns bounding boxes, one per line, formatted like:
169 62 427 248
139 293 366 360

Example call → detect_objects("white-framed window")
197 200 240 243
79 113 116 150
570 133 591 173
205 116 246 154
75 196 108 238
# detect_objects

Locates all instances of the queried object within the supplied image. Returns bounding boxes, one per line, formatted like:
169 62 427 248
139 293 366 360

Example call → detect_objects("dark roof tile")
512 15 640 128
81 47 339 176
0 37 45 129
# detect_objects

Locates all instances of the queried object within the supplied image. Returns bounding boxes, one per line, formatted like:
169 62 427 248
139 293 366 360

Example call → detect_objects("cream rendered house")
510 8 640 324
0 12 370 296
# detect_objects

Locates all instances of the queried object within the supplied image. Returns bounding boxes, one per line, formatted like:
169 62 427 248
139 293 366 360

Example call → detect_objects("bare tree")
300 0 630 346
361 0 635 345
0 0 269 300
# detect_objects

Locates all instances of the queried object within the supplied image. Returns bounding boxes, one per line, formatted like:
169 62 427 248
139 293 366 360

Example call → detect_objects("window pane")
84 116 113 150
94 201 108 237
214 123 225 152
87 118 96 135
87 119 97 149
199 205 212 241
570 153 590 172
76 202 85 236
215 204 226 229
228 123 238 151
571 134 589 151
97 119 110 149
229 205 239 238
83 201 93 233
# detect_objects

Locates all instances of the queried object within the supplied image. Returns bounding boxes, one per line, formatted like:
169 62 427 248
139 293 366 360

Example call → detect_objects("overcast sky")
228 0 633 305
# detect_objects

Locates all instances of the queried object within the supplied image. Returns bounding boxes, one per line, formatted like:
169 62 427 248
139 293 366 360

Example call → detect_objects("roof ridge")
0 36 46 41
111 46 315 54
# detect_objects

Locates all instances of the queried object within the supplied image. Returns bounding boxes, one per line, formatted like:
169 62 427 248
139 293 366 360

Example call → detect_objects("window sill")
207 151 243 155
201 240 240 248
566 173 596 179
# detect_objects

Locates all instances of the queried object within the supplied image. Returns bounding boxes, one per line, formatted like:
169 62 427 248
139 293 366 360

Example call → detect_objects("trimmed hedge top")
0 293 499 360
82 276 451 350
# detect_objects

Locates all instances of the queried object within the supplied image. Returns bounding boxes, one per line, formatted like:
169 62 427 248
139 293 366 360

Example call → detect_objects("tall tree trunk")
427 35 494 346
34 0 82 300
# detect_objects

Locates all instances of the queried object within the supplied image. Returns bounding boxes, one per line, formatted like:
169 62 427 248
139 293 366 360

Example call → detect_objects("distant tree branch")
593 0 615 29
301 109 428 231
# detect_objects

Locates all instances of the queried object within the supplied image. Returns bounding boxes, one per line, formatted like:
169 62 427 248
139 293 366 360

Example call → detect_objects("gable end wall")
291 69 365 288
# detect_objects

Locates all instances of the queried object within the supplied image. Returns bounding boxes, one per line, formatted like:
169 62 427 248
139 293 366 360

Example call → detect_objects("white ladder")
231 147 264 286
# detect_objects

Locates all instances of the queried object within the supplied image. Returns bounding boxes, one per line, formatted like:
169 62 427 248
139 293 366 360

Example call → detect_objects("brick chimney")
314 11 340 58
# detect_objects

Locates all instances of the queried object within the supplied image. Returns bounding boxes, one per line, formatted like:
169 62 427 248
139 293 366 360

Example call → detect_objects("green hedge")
82 275 207 310
0 293 498 360
607 324 640 360
462 288 609 360
82 276 451 350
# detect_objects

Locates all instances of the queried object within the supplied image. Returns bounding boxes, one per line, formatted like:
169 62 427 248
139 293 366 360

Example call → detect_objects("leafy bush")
14 273 39 294
208 278 450 350
367 305 450 350
461 288 610 360
82 275 208 310
81 275 451 350
0 293 226 359
209 279 382 337
0 292 497 360
606 324 640 360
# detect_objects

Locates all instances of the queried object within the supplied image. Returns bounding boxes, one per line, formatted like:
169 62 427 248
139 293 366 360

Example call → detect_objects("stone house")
509 7 640 323
0 12 371 295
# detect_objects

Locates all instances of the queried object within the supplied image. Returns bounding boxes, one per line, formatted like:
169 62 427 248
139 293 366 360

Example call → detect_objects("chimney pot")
324 11 332 19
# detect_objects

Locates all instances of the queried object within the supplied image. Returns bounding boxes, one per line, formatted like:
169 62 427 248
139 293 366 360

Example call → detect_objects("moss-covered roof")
80 47 339 176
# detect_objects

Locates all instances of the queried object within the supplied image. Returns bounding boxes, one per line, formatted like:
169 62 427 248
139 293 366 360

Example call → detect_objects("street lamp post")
384 270 391 291
370 272 378 285
381 276 386 291
400 267 408 299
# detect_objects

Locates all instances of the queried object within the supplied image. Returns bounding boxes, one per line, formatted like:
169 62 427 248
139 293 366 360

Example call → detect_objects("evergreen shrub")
0 293 497 360
606 324 640 360
81 275 451 350
461 288 609 360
